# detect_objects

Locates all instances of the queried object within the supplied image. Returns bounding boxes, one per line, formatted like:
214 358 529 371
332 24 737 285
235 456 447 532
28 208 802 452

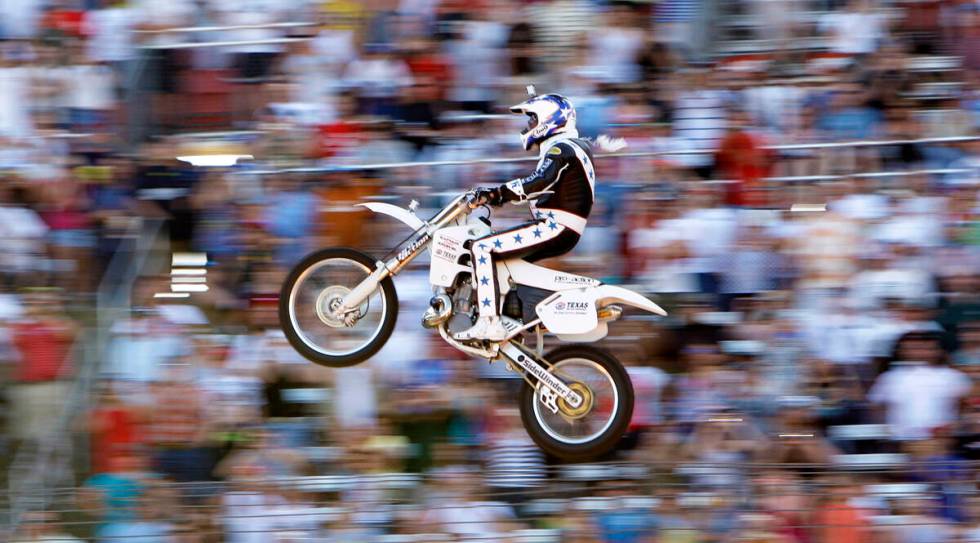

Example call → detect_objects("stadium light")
789 203 827 212
171 284 209 293
172 253 208 267
171 268 207 276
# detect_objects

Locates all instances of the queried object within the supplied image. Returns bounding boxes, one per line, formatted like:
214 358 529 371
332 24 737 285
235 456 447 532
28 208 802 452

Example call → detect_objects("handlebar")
465 190 489 209
427 191 480 230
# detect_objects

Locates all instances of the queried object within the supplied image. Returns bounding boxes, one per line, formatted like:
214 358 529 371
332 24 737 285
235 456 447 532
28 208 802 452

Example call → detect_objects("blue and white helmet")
509 93 578 151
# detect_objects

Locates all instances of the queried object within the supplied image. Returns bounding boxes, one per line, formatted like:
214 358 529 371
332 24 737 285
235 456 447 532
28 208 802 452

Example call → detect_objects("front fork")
338 228 437 315
337 245 416 316
337 263 389 316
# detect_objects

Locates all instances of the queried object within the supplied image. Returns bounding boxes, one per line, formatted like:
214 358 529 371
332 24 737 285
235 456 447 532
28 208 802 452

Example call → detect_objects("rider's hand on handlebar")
471 187 503 208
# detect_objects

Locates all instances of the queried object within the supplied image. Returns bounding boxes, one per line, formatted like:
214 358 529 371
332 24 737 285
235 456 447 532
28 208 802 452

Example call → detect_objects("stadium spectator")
869 331 973 440
0 0 978 540
7 292 76 443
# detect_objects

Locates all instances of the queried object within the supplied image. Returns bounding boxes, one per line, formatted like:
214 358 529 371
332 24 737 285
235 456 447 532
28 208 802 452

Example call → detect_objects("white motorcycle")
279 191 667 461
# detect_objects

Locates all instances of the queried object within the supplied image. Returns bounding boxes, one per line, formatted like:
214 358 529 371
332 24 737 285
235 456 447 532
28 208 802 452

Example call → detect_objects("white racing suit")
472 135 596 319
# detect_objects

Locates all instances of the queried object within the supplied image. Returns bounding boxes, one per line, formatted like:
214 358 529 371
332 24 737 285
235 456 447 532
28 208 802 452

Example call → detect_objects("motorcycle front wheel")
279 248 398 367
519 345 634 462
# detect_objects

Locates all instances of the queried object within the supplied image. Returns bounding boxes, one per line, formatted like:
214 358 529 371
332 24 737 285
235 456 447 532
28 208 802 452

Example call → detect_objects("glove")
474 187 504 207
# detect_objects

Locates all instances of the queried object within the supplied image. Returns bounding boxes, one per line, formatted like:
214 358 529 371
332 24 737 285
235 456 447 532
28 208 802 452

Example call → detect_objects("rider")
455 92 597 342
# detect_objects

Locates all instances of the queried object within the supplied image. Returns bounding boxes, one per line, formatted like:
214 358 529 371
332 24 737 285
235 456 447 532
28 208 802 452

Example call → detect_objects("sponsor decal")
433 235 461 262
531 158 553 177
436 236 461 252
551 300 591 315
553 273 599 286
502 319 520 332
397 233 431 261
433 248 455 262
512 354 575 402
548 146 562 156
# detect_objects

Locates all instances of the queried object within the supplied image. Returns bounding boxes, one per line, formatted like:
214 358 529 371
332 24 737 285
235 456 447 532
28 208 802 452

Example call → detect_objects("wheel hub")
557 382 593 418
315 286 365 328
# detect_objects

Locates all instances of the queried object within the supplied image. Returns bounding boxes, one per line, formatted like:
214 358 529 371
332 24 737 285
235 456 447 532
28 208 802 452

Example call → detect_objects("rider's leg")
456 219 570 341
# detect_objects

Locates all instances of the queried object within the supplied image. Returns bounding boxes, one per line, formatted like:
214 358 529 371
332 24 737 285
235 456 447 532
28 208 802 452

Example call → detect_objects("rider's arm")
496 144 569 204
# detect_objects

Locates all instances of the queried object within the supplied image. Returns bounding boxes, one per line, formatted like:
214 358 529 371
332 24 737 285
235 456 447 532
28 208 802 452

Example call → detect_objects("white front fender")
594 285 668 316
358 202 426 231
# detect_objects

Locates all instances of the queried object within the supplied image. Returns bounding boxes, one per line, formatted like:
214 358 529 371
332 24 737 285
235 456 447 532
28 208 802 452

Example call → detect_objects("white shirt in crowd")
672 89 731 167
84 6 137 63
447 20 508 104
131 0 194 47
848 267 935 311
61 65 116 111
586 26 645 83
627 366 671 425
222 491 287 543
819 8 887 55
832 193 890 221
629 208 737 292
868 362 972 440
628 218 697 293
742 84 806 136
215 4 285 55
227 329 309 372
679 207 739 273
801 309 890 365
484 434 547 489
106 317 189 388
0 66 34 139
421 499 516 538
312 28 357 72
333 365 377 428
870 209 945 248
342 56 413 99
197 369 264 427
0 0 42 39
0 204 48 274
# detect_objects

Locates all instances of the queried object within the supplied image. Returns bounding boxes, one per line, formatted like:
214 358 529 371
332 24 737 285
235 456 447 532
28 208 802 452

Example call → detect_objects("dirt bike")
279 191 668 461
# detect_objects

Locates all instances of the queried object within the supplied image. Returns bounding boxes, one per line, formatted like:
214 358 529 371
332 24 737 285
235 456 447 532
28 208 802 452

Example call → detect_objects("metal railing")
6 460 978 540
235 135 980 175
135 21 316 35
142 37 310 50
136 20 316 50
5 217 166 533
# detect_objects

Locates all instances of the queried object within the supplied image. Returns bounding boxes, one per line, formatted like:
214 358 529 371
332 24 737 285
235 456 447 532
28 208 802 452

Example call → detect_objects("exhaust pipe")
422 293 453 328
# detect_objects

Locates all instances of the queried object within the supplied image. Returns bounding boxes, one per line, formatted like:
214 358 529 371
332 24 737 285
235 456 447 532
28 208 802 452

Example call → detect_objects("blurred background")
1 0 980 541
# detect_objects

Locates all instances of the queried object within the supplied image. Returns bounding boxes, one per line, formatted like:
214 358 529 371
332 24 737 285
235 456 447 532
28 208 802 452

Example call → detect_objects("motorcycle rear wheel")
518 345 634 462
279 248 398 367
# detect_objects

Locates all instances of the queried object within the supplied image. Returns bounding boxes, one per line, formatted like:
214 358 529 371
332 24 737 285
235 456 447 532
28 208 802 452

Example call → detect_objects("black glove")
474 187 504 207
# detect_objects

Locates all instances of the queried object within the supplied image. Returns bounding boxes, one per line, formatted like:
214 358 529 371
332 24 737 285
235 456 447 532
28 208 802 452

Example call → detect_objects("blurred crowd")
2 0 980 541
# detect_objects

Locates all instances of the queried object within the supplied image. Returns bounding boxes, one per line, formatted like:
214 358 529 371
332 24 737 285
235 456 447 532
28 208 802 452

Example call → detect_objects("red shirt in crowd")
11 319 75 382
715 129 773 207
41 9 86 38
315 121 361 159
90 407 142 474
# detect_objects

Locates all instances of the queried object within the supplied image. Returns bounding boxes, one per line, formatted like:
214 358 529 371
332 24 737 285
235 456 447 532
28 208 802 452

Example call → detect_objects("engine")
446 283 477 335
